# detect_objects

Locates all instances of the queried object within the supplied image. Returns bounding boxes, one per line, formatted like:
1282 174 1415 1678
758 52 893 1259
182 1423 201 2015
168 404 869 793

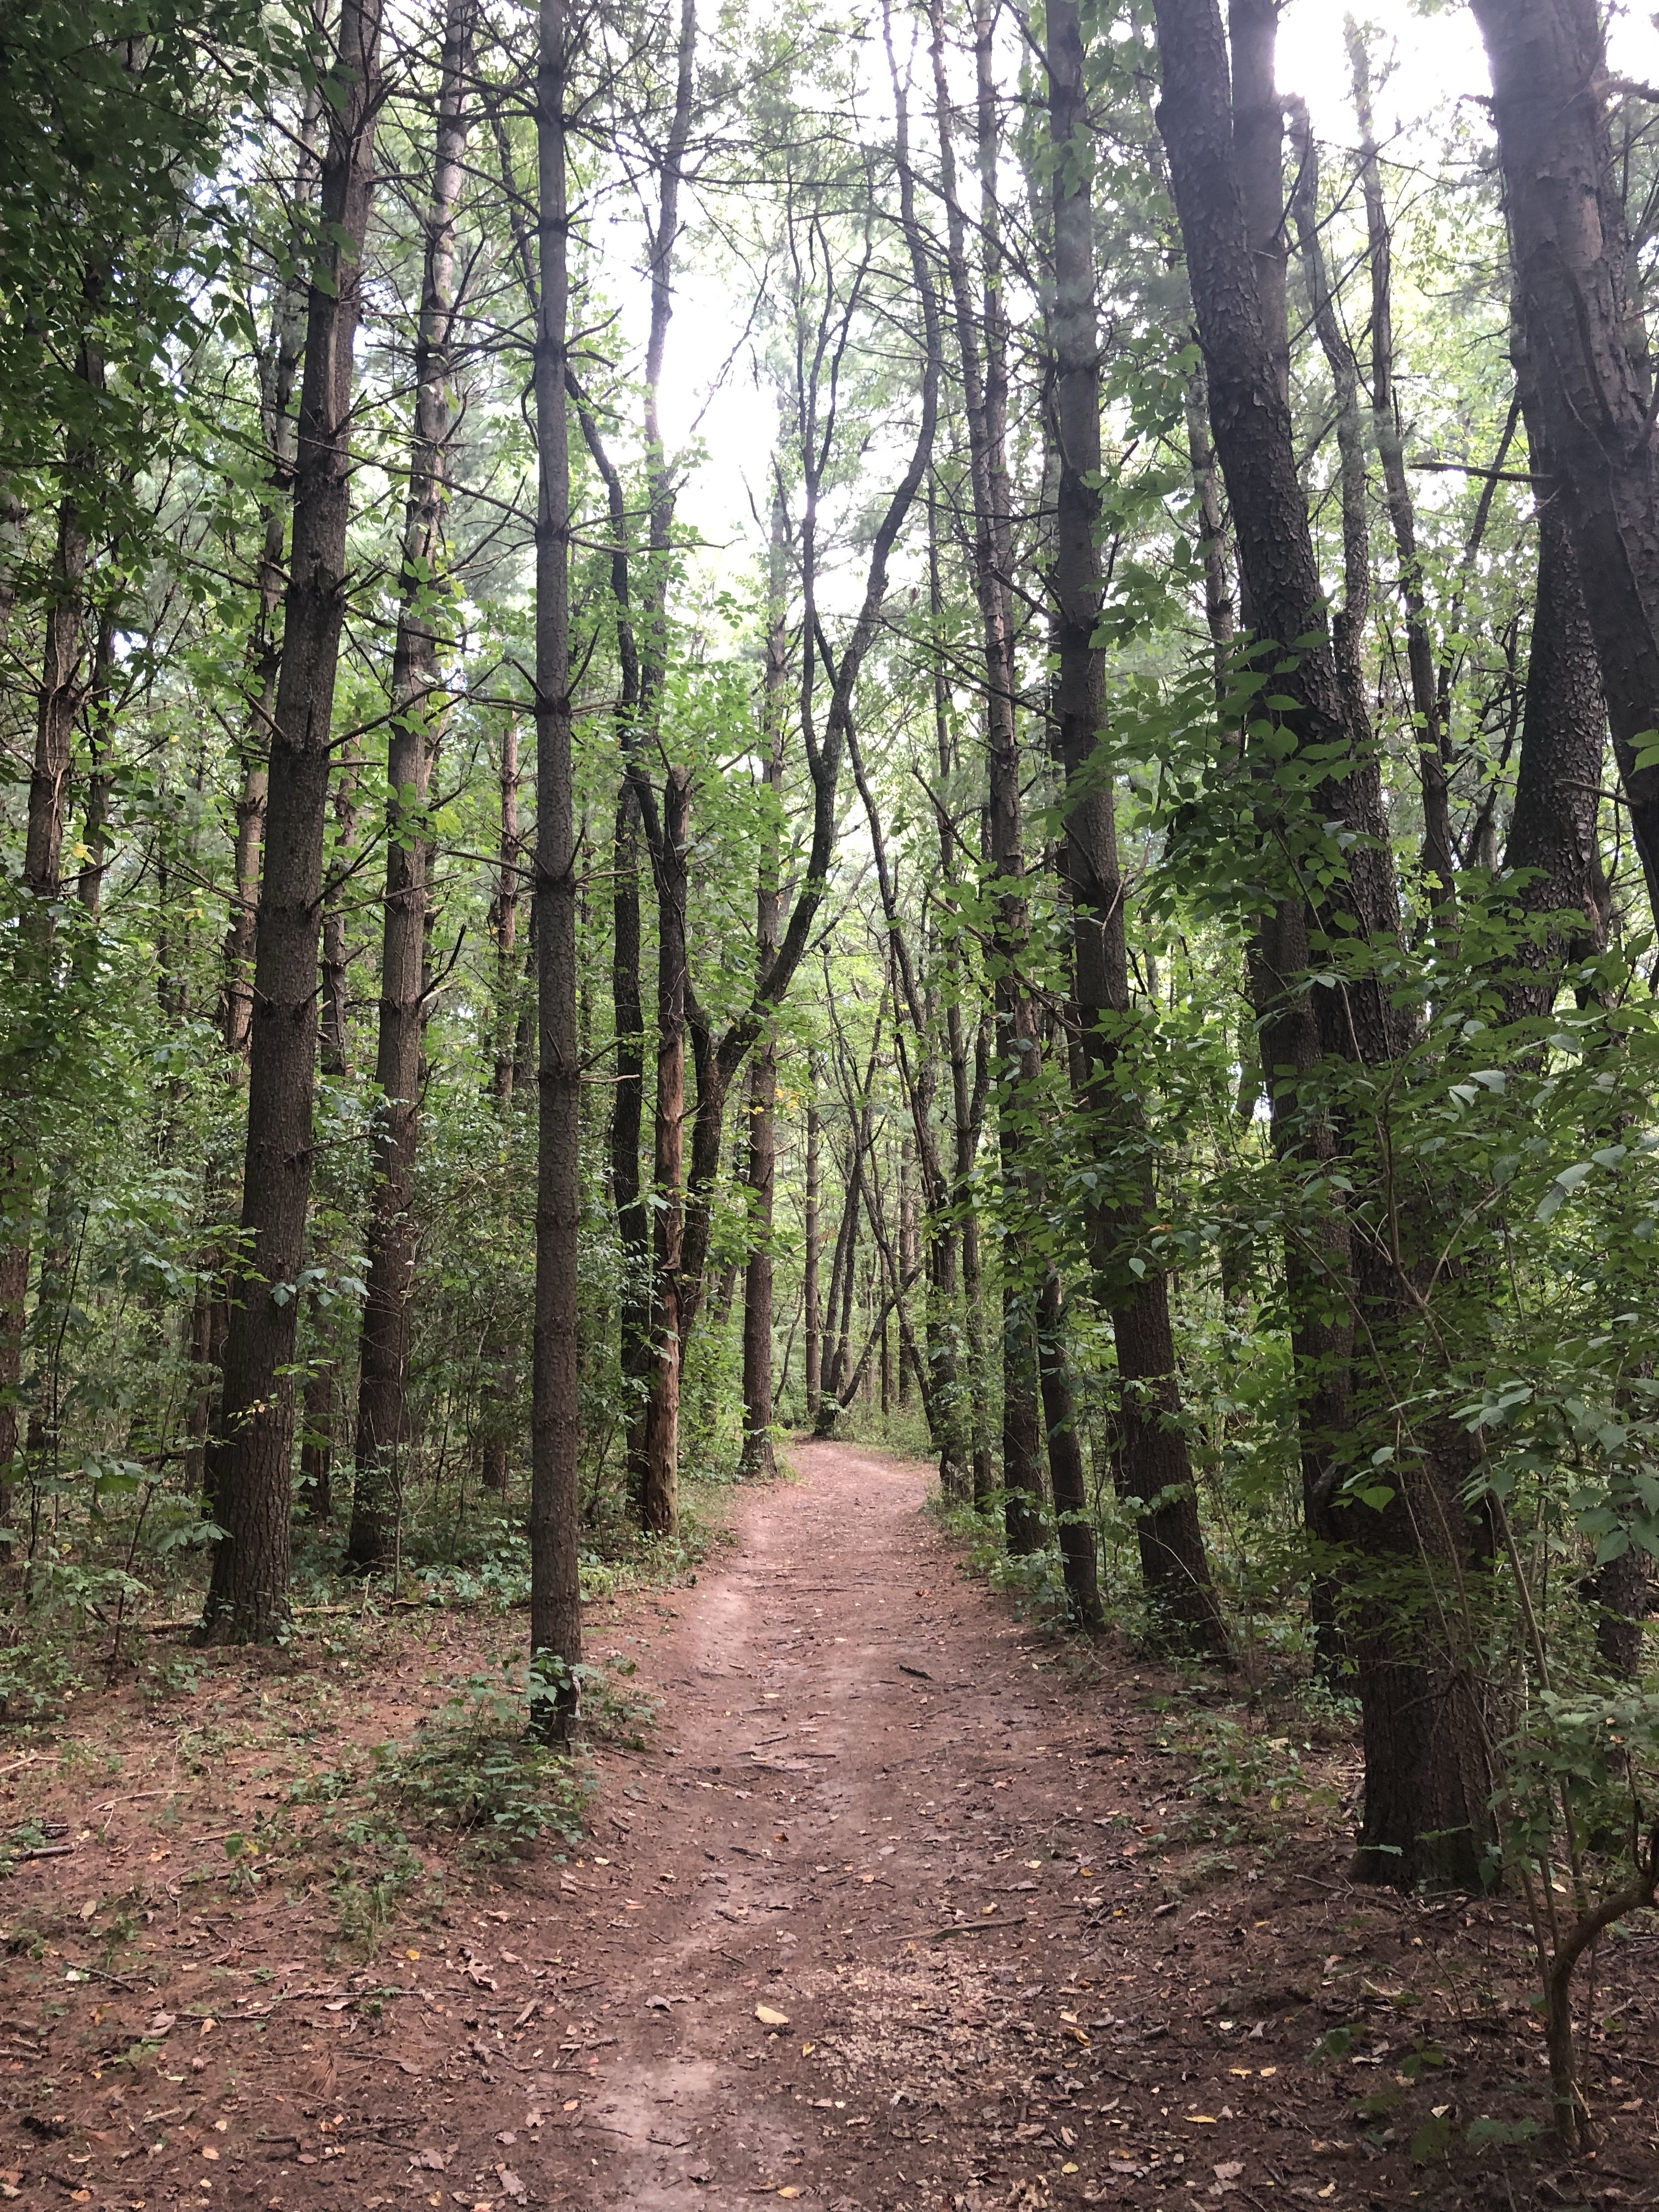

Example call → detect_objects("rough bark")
223 91 323 1067
1469 0 1659 917
1155 0 1494 1887
1050 0 1222 1652
348 0 475 1573
200 0 384 1643
529 0 583 1728
1504 340 1611 1019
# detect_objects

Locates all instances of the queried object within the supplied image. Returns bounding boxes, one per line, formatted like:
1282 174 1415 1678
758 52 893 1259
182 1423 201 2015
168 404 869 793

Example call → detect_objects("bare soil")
2 1441 1657 2212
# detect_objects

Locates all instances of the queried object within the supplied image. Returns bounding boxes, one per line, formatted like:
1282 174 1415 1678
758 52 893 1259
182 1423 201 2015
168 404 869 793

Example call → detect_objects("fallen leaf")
1214 2164 1244 2187
148 2012 176 2036
495 2164 526 2202
755 2005 790 2027
1185 2113 1218 2124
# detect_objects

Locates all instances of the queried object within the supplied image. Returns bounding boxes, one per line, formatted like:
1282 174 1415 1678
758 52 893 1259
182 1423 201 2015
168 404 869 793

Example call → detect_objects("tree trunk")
529 0 584 1731
200 0 384 1643
740 471 789 1479
491 718 522 1104
1 334 99 1560
319 741 360 1079
1049 0 1224 1652
348 0 475 1573
223 89 322 1066
804 1060 821 1419
641 768 690 1533
1155 0 1495 1887
1347 24 1456 924
1503 333 1611 1018
1469 0 1659 916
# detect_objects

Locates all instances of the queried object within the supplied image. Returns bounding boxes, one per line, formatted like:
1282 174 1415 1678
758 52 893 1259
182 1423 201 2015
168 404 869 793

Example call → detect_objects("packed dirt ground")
2 1442 1656 2211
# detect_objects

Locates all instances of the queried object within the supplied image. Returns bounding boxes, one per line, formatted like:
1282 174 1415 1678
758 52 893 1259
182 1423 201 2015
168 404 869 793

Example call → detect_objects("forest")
3 0 1659 2183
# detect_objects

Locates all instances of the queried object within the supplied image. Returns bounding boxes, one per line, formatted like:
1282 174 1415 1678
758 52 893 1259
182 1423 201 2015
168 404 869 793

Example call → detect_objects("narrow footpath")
7 1444 1656 2211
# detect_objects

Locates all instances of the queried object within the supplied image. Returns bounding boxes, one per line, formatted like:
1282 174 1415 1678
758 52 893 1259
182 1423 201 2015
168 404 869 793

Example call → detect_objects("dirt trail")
7 1442 1659 2211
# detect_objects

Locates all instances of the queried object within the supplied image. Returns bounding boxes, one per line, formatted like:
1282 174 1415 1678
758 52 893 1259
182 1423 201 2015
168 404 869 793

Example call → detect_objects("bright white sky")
654 0 1659 593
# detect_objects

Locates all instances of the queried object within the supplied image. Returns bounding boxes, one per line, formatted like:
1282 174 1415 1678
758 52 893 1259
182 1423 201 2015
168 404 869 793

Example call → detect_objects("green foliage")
374 1669 591 1859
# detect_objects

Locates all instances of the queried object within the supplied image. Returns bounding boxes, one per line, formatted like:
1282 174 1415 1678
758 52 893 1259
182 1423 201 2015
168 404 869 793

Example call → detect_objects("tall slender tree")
200 0 386 1641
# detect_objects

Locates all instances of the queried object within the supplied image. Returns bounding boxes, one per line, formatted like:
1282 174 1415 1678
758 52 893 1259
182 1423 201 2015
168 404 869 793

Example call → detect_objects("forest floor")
2 1440 1657 2212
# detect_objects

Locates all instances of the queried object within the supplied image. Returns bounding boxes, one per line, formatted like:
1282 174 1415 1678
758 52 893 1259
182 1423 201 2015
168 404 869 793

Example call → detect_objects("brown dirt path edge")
7 1440 1659 2210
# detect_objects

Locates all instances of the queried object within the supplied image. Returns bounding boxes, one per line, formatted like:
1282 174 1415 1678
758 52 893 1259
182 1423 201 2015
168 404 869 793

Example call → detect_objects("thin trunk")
1036 1268 1103 1634
529 0 583 1728
641 770 690 1533
804 1063 822 1418
479 716 521 1497
348 0 475 1573
663 74 940 1476
200 0 385 1643
1346 21 1456 924
740 481 788 1477
491 718 522 1103
319 742 360 1078
1050 0 1220 1652
1 334 99 1560
930 0 1041 1550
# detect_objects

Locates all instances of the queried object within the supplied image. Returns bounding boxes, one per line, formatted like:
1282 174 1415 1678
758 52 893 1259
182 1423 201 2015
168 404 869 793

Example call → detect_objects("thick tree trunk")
1504 344 1611 1018
348 0 475 1573
529 0 584 1729
1470 0 1659 916
200 0 384 1643
1155 0 1494 1886
223 93 322 1066
1049 0 1223 1652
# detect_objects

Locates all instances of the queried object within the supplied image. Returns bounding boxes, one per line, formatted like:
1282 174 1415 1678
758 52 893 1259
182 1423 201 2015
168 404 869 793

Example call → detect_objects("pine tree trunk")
348 0 475 1575
223 92 321 1066
529 0 584 1729
200 0 384 1643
